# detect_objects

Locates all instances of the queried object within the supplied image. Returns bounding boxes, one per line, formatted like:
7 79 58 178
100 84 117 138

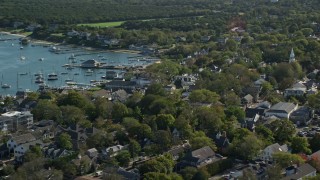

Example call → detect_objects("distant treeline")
0 0 225 25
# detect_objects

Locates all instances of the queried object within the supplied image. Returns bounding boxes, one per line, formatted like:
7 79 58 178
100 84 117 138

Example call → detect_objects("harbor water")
0 33 148 95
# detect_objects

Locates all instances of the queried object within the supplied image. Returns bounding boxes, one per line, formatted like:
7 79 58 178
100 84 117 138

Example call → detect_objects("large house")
284 82 307 98
181 146 220 168
81 59 100 68
265 102 298 119
0 111 33 132
282 163 316 180
259 143 288 161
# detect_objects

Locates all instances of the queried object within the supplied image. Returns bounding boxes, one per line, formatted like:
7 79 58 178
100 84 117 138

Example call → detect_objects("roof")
282 163 316 180
311 150 320 161
106 80 137 87
269 102 297 113
189 146 215 162
264 143 288 153
11 133 36 145
292 82 307 89
243 94 253 101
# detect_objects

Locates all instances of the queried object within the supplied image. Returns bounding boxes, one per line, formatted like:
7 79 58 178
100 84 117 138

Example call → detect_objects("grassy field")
77 21 125 28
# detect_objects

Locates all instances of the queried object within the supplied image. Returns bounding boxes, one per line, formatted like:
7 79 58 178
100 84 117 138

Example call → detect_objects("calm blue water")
0 33 144 95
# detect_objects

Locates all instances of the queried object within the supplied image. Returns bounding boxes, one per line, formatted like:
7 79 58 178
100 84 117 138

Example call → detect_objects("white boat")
20 46 23 50
69 53 76 59
74 73 80 75
39 58 44 61
1 84 11 89
47 73 58 80
20 56 26 61
85 69 93 76
35 77 44 84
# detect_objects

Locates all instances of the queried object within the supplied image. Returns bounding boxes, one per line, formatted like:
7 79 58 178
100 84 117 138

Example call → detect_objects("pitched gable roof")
12 133 36 145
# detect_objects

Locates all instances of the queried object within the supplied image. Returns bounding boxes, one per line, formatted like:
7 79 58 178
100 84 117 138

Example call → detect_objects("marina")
0 33 155 95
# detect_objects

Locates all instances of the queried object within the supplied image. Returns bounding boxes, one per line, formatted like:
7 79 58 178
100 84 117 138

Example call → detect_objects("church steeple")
289 48 295 63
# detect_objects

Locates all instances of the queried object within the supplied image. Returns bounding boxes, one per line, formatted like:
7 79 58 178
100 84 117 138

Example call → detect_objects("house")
86 148 98 159
290 106 312 126
57 124 99 149
167 143 191 160
7 133 36 152
105 80 137 92
242 86 261 102
242 94 253 105
174 74 197 90
182 146 219 168
201 36 211 42
14 139 43 162
102 145 126 157
242 114 260 131
111 89 129 102
31 120 55 140
45 147 73 159
215 131 230 153
265 102 298 119
260 143 288 161
81 59 100 68
284 82 307 98
0 111 33 132
104 167 140 180
254 78 266 88
282 163 316 180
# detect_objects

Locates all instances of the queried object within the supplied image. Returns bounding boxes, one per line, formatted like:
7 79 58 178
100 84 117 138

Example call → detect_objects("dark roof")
106 80 137 87
215 136 230 148
246 108 266 118
282 163 316 180
243 94 253 101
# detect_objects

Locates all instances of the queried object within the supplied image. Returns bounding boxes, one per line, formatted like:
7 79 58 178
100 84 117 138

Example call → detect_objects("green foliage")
139 154 175 175
291 137 311 154
145 83 167 96
155 114 175 130
189 89 220 104
31 99 61 121
112 102 129 122
309 133 320 153
255 125 275 145
58 133 73 150
115 150 131 167
231 134 263 160
190 131 217 151
179 167 198 180
225 106 245 122
128 139 141 158
272 152 304 168
203 159 233 176
24 145 43 162
269 119 296 143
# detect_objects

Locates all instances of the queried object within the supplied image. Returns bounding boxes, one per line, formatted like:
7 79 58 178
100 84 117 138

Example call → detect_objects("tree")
272 152 304 168
195 106 224 134
189 89 220 104
179 167 198 180
155 114 175 130
225 106 245 122
309 133 320 152
112 102 129 122
191 169 210 180
231 134 263 160
291 137 311 154
255 125 274 145
31 100 61 121
58 133 73 150
269 119 296 143
154 130 172 151
128 139 141 158
266 165 282 180
115 150 131 167
146 83 167 96
190 131 217 151
24 145 43 162
60 105 86 126
308 93 320 110
139 154 175 175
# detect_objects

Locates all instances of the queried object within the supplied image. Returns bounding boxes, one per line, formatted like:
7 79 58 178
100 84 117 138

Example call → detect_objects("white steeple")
289 48 295 63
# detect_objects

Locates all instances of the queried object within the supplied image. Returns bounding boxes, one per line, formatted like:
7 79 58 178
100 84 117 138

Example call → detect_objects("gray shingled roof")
12 133 36 145
282 163 316 180
269 102 296 113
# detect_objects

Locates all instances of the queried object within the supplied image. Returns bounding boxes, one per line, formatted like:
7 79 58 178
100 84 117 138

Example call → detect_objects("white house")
260 143 288 161
265 102 298 119
102 145 125 157
14 140 43 162
284 82 307 98
7 133 36 152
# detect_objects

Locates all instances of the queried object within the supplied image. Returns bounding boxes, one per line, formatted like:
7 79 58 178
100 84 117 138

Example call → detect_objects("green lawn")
77 21 125 28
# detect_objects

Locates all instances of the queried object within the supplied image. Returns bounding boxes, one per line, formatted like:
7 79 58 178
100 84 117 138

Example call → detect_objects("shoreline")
1 30 142 55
